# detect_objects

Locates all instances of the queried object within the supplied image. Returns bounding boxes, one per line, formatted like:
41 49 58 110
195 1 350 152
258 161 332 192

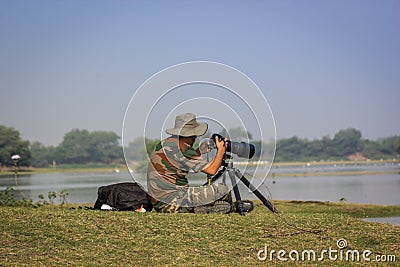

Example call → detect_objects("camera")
209 133 255 159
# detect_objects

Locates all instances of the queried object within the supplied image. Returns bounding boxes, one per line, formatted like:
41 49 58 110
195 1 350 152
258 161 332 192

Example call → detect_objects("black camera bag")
94 182 153 211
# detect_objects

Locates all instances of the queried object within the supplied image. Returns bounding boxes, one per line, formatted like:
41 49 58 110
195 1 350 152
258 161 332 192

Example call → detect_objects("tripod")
205 153 278 216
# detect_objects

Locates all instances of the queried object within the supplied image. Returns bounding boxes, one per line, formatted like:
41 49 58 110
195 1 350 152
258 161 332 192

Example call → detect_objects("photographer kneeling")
147 113 232 213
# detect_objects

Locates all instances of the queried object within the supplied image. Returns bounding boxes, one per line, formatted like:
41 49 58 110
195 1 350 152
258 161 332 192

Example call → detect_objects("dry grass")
1 201 399 266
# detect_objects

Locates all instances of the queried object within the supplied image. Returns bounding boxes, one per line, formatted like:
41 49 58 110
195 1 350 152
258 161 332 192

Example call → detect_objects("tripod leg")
202 166 226 186
227 168 245 216
234 169 278 214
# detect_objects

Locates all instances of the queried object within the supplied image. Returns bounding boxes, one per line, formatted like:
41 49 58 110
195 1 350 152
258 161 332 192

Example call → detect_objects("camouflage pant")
154 183 231 213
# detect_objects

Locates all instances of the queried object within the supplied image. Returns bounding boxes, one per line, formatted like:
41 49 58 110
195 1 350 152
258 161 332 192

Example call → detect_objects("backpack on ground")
94 182 153 211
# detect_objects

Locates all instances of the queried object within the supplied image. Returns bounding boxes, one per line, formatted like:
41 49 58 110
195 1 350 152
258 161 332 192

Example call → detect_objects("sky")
1 1 399 146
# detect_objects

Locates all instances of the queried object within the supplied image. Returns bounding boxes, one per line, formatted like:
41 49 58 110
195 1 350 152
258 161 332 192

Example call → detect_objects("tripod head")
220 152 232 167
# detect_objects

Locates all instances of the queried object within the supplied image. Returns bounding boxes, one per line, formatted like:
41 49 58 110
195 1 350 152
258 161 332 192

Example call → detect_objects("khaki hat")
166 113 208 137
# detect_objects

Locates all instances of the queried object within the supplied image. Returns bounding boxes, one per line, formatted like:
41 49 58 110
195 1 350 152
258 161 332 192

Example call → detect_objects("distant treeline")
273 128 400 162
0 126 123 167
0 125 399 168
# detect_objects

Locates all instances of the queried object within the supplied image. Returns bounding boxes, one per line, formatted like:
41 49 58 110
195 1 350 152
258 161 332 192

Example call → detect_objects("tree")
360 139 382 159
330 128 362 157
0 125 31 166
58 129 122 164
396 137 400 154
275 136 308 162
59 129 91 164
125 137 160 162
88 131 122 163
30 142 51 167
125 137 147 162
305 139 326 160
380 136 399 155
124 137 160 172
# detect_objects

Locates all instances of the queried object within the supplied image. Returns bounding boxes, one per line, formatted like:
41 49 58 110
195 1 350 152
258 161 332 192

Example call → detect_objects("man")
147 113 231 213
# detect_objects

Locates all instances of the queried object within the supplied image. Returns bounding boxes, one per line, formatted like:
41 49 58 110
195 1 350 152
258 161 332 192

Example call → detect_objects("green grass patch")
1 201 399 266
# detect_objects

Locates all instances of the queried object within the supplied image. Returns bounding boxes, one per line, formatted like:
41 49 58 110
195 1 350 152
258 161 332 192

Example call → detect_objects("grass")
1 201 399 266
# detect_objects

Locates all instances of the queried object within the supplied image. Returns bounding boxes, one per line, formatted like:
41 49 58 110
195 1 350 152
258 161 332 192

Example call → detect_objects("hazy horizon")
2 122 398 147
1 1 399 146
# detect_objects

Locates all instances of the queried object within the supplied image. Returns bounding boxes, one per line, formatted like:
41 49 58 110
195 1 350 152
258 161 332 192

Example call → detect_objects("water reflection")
0 164 399 205
0 172 131 204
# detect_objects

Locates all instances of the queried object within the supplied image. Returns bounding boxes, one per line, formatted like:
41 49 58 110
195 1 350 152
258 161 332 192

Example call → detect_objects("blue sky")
1 1 399 145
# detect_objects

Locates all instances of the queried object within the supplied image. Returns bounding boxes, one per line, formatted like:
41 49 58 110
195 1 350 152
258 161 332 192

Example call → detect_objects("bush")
0 187 33 207
0 187 69 207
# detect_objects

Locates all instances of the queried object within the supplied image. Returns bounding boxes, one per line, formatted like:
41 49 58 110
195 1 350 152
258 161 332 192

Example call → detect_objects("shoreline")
1 160 398 177
242 158 400 167
0 165 126 177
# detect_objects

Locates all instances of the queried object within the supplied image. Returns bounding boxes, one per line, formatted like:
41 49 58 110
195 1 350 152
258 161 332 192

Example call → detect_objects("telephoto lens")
210 134 255 159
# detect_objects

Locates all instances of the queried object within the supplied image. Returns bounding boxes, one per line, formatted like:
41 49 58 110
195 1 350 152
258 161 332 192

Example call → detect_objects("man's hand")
201 136 227 175
214 137 227 154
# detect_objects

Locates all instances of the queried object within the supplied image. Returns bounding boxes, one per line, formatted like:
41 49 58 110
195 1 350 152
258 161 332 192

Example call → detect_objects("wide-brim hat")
166 113 208 137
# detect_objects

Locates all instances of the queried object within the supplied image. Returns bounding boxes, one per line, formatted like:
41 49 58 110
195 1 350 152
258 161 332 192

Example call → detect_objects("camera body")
210 133 255 159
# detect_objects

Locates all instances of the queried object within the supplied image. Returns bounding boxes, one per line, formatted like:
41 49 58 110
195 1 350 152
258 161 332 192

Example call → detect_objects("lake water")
363 216 400 226
0 163 399 206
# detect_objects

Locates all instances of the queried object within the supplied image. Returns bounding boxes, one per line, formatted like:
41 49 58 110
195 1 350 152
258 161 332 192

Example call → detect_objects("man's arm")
201 138 226 175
